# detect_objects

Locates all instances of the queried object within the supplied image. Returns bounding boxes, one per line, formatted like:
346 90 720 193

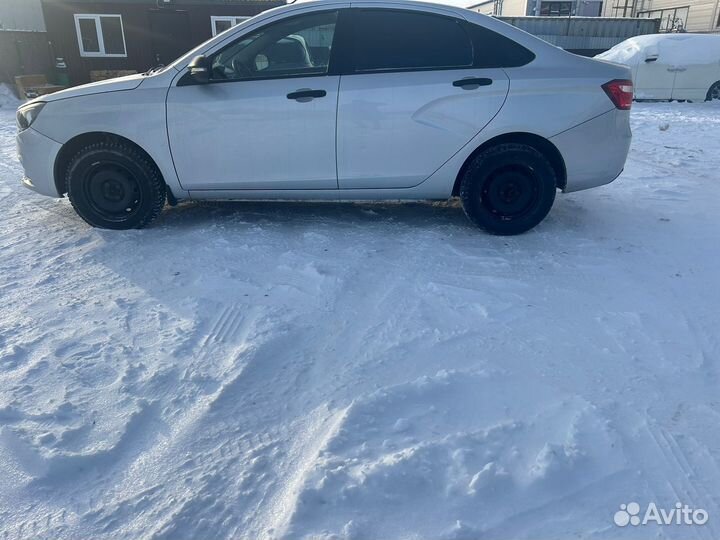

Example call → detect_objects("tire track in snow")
644 422 717 540
248 405 349 539
35 303 268 539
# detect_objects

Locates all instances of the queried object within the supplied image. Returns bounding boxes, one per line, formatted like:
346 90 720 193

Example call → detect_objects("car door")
670 37 720 101
634 44 675 100
336 7 510 189
166 9 343 191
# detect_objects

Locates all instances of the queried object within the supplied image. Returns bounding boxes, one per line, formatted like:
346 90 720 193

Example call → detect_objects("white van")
597 33 720 102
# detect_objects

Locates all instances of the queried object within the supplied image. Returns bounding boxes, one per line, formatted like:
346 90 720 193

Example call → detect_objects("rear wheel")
707 81 720 101
459 143 557 235
65 141 166 229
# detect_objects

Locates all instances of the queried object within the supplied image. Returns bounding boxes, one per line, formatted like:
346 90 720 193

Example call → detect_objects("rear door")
670 38 720 101
336 7 509 189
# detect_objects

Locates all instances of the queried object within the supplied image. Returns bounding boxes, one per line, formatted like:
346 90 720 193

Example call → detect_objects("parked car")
596 34 720 102
17 0 632 235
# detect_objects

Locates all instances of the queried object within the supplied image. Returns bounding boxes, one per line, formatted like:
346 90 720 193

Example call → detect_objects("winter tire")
459 143 557 235
65 141 166 230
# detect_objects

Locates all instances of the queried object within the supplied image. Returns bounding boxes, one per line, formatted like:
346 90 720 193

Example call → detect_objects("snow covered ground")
1 92 719 539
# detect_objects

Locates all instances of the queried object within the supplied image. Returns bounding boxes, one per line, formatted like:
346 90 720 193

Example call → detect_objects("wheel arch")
54 132 167 198
452 132 567 196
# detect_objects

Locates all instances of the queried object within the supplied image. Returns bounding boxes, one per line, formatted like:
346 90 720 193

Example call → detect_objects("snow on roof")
596 33 720 66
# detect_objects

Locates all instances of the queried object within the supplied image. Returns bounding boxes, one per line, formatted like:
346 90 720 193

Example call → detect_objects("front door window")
210 11 338 81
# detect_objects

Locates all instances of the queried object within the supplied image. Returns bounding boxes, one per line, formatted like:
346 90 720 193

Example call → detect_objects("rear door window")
350 10 473 72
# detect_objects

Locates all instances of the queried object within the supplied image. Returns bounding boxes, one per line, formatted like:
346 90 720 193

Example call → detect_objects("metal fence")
497 16 661 52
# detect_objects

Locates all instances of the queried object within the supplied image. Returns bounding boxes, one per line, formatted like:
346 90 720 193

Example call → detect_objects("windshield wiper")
143 64 165 76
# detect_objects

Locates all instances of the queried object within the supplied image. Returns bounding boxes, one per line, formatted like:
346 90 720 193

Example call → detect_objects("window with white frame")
211 16 249 36
74 14 127 57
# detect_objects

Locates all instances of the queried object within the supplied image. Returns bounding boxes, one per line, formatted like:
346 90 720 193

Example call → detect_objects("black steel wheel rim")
712 84 720 101
83 163 143 221
481 165 539 220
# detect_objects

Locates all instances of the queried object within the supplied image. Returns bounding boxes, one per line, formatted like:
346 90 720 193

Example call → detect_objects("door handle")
287 89 326 102
453 77 493 89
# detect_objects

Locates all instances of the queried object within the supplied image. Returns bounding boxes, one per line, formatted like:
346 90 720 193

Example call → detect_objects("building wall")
41 1 282 85
493 0 532 16
0 31 54 84
471 0 603 16
602 0 720 32
0 0 46 32
0 0 52 84
470 0 495 15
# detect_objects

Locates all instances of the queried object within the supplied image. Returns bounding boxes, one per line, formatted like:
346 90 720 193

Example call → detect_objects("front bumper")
551 108 632 193
16 127 63 198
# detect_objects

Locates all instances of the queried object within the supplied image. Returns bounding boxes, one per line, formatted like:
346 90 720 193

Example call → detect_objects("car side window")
351 10 473 72
465 23 536 68
210 11 338 81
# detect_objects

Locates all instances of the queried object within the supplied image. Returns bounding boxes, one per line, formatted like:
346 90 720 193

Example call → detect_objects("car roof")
170 0 563 70
289 0 470 17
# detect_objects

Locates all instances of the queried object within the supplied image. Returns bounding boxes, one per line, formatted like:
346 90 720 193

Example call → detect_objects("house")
0 0 53 85
40 0 284 85
602 0 720 32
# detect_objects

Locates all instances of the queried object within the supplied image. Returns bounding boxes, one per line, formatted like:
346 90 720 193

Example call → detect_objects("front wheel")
65 141 166 229
459 143 557 235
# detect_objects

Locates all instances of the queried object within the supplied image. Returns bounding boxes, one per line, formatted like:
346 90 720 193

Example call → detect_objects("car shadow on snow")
147 195 612 239
156 199 473 231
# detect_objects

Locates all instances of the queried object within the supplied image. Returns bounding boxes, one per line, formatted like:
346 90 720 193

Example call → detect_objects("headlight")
16 102 46 132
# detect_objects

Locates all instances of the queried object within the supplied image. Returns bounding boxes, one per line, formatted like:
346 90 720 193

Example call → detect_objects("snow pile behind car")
0 84 20 109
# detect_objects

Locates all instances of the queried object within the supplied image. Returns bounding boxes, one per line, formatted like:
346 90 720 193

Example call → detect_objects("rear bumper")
16 127 62 198
551 109 631 193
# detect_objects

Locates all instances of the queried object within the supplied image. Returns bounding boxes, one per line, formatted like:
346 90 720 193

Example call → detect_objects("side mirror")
188 55 210 83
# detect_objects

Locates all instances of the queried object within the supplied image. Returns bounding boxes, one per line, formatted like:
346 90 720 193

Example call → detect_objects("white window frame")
210 16 250 36
74 14 127 58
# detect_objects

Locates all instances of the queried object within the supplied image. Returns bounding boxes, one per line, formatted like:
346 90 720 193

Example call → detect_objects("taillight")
602 79 633 110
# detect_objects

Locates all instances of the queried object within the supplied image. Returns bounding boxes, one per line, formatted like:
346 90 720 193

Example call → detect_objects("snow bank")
596 33 720 66
0 84 20 109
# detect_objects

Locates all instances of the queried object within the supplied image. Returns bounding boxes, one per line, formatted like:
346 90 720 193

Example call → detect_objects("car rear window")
466 23 536 68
